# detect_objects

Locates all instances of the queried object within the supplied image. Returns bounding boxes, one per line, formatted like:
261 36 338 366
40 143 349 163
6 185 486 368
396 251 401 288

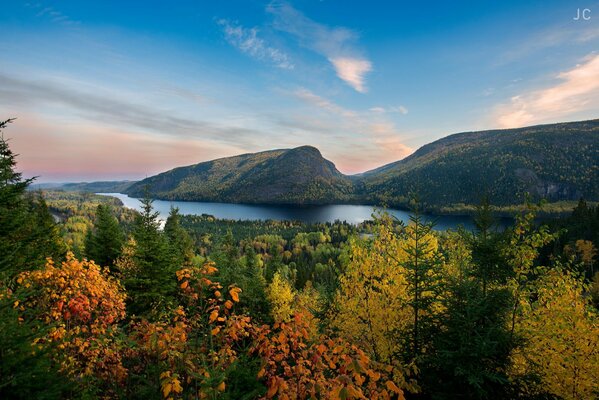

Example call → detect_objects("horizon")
2 1 599 181
29 115 599 184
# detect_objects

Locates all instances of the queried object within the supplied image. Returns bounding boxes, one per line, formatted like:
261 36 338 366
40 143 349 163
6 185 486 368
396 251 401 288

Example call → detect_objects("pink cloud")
495 54 599 128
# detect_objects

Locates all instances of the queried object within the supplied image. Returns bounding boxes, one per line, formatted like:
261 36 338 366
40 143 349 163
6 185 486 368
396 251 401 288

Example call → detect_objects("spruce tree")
164 206 194 268
401 211 442 362
126 193 174 317
84 204 124 267
0 119 64 277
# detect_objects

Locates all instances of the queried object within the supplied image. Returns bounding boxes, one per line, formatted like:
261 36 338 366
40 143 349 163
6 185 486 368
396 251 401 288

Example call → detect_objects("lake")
100 193 500 231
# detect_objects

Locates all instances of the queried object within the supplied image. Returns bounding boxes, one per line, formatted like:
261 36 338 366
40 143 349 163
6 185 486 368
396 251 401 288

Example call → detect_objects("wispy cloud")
500 24 599 64
494 53 599 128
26 2 80 26
267 2 372 93
289 88 412 171
217 19 294 69
0 72 266 148
369 105 408 115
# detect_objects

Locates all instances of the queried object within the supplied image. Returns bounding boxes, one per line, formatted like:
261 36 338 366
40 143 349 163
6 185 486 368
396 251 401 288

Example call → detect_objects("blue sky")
1 0 598 181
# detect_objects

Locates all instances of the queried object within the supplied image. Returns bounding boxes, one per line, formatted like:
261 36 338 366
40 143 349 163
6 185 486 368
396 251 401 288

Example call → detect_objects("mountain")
358 119 599 208
125 146 354 204
123 119 599 210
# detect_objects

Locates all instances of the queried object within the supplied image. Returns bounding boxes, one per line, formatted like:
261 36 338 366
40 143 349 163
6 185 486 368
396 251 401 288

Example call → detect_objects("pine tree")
84 204 124 267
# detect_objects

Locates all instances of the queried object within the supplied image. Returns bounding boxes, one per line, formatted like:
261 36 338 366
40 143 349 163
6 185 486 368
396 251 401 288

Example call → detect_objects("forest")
1 118 598 400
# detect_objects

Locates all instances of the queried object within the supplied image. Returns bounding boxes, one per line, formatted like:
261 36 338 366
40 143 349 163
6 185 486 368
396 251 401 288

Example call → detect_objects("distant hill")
357 119 599 208
31 180 136 193
125 146 355 204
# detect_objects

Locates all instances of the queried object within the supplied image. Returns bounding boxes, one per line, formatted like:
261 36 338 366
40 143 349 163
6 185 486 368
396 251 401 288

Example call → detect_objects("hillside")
358 119 599 209
30 180 136 193
125 146 355 204
67 119 599 211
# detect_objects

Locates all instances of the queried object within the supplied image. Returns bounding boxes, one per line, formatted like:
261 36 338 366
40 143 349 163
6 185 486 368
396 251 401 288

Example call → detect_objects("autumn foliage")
15 253 127 388
253 313 405 400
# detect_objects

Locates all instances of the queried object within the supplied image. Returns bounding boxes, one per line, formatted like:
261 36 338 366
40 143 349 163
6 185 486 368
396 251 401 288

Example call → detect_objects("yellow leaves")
160 371 183 399
266 272 295 323
13 253 127 383
509 269 599 400
229 287 241 303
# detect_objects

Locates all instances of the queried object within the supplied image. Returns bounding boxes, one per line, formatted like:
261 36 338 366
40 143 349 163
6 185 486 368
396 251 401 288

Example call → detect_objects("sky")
1 0 598 181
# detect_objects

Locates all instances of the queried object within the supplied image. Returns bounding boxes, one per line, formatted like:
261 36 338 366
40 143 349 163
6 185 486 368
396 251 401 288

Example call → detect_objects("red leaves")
253 312 405 400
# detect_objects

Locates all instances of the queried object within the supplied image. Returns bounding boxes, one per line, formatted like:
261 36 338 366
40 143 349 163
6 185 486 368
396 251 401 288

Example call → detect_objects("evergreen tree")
84 204 124 267
400 212 443 362
423 234 512 399
0 119 64 277
471 197 508 294
126 193 174 317
164 206 194 268
0 119 72 397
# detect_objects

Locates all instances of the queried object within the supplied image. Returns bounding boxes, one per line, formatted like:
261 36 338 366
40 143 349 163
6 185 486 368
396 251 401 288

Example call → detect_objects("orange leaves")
229 287 241 302
14 252 127 385
253 312 405 400
385 380 402 394
209 309 219 323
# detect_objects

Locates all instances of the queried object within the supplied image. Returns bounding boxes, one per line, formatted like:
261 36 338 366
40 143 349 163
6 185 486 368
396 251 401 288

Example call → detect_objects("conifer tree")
84 203 124 267
126 192 175 316
164 206 194 268
0 119 65 277
401 212 443 361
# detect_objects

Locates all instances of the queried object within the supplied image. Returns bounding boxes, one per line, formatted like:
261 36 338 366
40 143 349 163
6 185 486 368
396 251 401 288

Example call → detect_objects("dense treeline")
1 119 598 399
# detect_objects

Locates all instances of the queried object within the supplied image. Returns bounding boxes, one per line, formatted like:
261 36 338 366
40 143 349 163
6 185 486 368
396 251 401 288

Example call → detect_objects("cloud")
494 54 599 128
267 2 372 92
369 105 408 115
26 2 80 26
0 72 266 148
289 88 413 172
329 57 372 93
500 24 599 64
217 19 294 69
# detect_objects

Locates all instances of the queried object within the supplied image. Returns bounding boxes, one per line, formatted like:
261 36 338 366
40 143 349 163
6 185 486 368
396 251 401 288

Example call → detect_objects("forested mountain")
125 145 355 204
124 119 599 210
358 119 599 208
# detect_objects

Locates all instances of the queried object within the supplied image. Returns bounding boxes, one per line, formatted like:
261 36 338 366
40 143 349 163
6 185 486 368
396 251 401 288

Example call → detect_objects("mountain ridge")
49 119 599 210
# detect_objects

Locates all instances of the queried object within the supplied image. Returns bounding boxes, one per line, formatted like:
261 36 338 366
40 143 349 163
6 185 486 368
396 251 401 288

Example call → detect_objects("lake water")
100 193 497 231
